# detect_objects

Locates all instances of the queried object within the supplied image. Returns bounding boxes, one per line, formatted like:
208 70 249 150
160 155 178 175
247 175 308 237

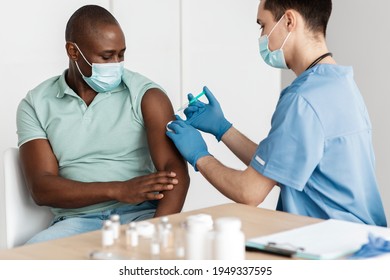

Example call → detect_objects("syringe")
175 91 205 114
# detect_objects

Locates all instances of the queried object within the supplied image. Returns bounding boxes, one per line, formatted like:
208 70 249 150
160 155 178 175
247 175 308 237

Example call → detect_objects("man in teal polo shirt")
16 5 189 244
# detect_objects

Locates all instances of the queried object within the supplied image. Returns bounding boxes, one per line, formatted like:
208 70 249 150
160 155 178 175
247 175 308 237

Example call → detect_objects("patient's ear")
65 42 78 61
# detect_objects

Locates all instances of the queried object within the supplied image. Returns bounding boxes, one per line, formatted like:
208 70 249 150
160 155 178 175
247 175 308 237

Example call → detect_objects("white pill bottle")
214 217 245 260
185 214 213 260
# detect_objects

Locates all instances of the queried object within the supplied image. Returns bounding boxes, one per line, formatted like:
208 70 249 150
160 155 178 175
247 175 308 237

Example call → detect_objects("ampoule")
110 214 121 241
174 222 186 259
150 225 160 259
101 220 114 249
135 221 155 259
159 217 174 251
158 216 169 240
126 222 139 248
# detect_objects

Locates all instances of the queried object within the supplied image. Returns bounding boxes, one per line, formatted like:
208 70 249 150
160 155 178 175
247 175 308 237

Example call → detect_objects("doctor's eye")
259 25 264 33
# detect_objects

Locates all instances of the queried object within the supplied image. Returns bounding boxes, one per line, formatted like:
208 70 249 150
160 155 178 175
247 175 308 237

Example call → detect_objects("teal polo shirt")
16 69 164 217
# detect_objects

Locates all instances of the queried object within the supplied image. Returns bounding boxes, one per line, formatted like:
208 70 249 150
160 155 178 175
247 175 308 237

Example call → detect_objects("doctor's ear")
284 9 297 31
65 42 78 61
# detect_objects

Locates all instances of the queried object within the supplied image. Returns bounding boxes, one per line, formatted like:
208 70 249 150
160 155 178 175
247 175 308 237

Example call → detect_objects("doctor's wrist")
216 120 233 142
192 152 212 172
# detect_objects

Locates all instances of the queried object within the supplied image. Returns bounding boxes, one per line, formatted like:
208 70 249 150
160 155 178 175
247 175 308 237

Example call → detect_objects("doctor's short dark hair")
263 0 332 37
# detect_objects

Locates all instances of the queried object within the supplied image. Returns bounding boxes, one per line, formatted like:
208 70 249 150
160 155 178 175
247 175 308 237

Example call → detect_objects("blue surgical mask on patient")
259 15 291 69
73 43 124 93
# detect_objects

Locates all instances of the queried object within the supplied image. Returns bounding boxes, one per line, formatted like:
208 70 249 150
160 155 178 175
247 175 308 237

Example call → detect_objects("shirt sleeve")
250 93 324 191
16 92 47 147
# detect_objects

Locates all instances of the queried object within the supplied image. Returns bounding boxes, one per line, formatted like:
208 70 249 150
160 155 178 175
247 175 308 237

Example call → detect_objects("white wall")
111 0 182 108
0 0 280 246
282 0 390 223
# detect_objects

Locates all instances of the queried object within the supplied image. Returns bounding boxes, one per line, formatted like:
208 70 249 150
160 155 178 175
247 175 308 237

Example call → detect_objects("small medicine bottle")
174 222 186 259
214 217 245 260
159 218 174 251
136 221 157 258
101 220 114 249
158 216 169 233
110 214 121 241
126 222 139 248
150 225 160 259
185 214 213 260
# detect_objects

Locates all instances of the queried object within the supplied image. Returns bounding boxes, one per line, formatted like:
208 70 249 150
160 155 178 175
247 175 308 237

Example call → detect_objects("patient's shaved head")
65 5 119 43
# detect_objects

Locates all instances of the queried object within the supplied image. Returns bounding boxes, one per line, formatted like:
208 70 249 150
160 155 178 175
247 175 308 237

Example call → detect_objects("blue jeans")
25 202 156 245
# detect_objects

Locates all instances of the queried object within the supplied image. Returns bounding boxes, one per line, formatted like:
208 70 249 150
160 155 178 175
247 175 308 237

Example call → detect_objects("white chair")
1 147 53 249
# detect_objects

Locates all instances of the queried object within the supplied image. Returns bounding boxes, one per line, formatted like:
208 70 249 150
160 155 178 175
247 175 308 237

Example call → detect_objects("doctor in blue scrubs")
167 0 387 226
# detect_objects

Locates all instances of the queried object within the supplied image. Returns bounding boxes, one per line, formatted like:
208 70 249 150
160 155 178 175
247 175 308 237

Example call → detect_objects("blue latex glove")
166 117 211 171
349 233 390 259
184 86 232 142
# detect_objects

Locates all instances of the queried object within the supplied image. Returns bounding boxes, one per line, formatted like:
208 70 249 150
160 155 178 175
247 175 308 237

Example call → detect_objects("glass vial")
150 225 160 259
110 214 121 241
126 222 139 248
174 222 186 259
136 221 155 259
159 217 174 251
101 220 114 249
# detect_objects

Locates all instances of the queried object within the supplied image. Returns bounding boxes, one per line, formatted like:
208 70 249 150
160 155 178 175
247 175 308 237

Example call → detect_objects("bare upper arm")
141 88 183 169
141 88 189 215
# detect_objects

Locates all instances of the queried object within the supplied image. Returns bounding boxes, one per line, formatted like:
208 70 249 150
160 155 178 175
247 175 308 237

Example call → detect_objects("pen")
245 245 295 258
245 241 305 258
175 91 205 113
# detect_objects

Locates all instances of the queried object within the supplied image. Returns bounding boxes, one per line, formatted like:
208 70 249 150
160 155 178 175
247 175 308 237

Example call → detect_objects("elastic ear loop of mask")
267 15 292 51
71 42 93 67
69 42 92 77
267 14 286 38
280 32 292 50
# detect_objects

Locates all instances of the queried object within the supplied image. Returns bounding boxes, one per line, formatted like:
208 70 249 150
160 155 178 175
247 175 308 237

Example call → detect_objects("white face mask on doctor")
72 43 124 93
258 15 291 69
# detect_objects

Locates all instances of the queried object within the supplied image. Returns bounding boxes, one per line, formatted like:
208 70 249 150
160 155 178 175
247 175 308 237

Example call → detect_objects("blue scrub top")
250 64 387 227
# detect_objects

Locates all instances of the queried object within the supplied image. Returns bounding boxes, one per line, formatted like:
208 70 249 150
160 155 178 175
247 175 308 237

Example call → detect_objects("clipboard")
246 219 390 260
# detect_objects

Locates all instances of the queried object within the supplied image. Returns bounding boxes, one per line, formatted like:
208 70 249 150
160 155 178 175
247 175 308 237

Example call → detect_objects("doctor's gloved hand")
184 86 232 142
166 118 211 171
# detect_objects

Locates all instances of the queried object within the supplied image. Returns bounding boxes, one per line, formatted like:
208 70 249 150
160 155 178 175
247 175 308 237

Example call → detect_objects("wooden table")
0 203 322 260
